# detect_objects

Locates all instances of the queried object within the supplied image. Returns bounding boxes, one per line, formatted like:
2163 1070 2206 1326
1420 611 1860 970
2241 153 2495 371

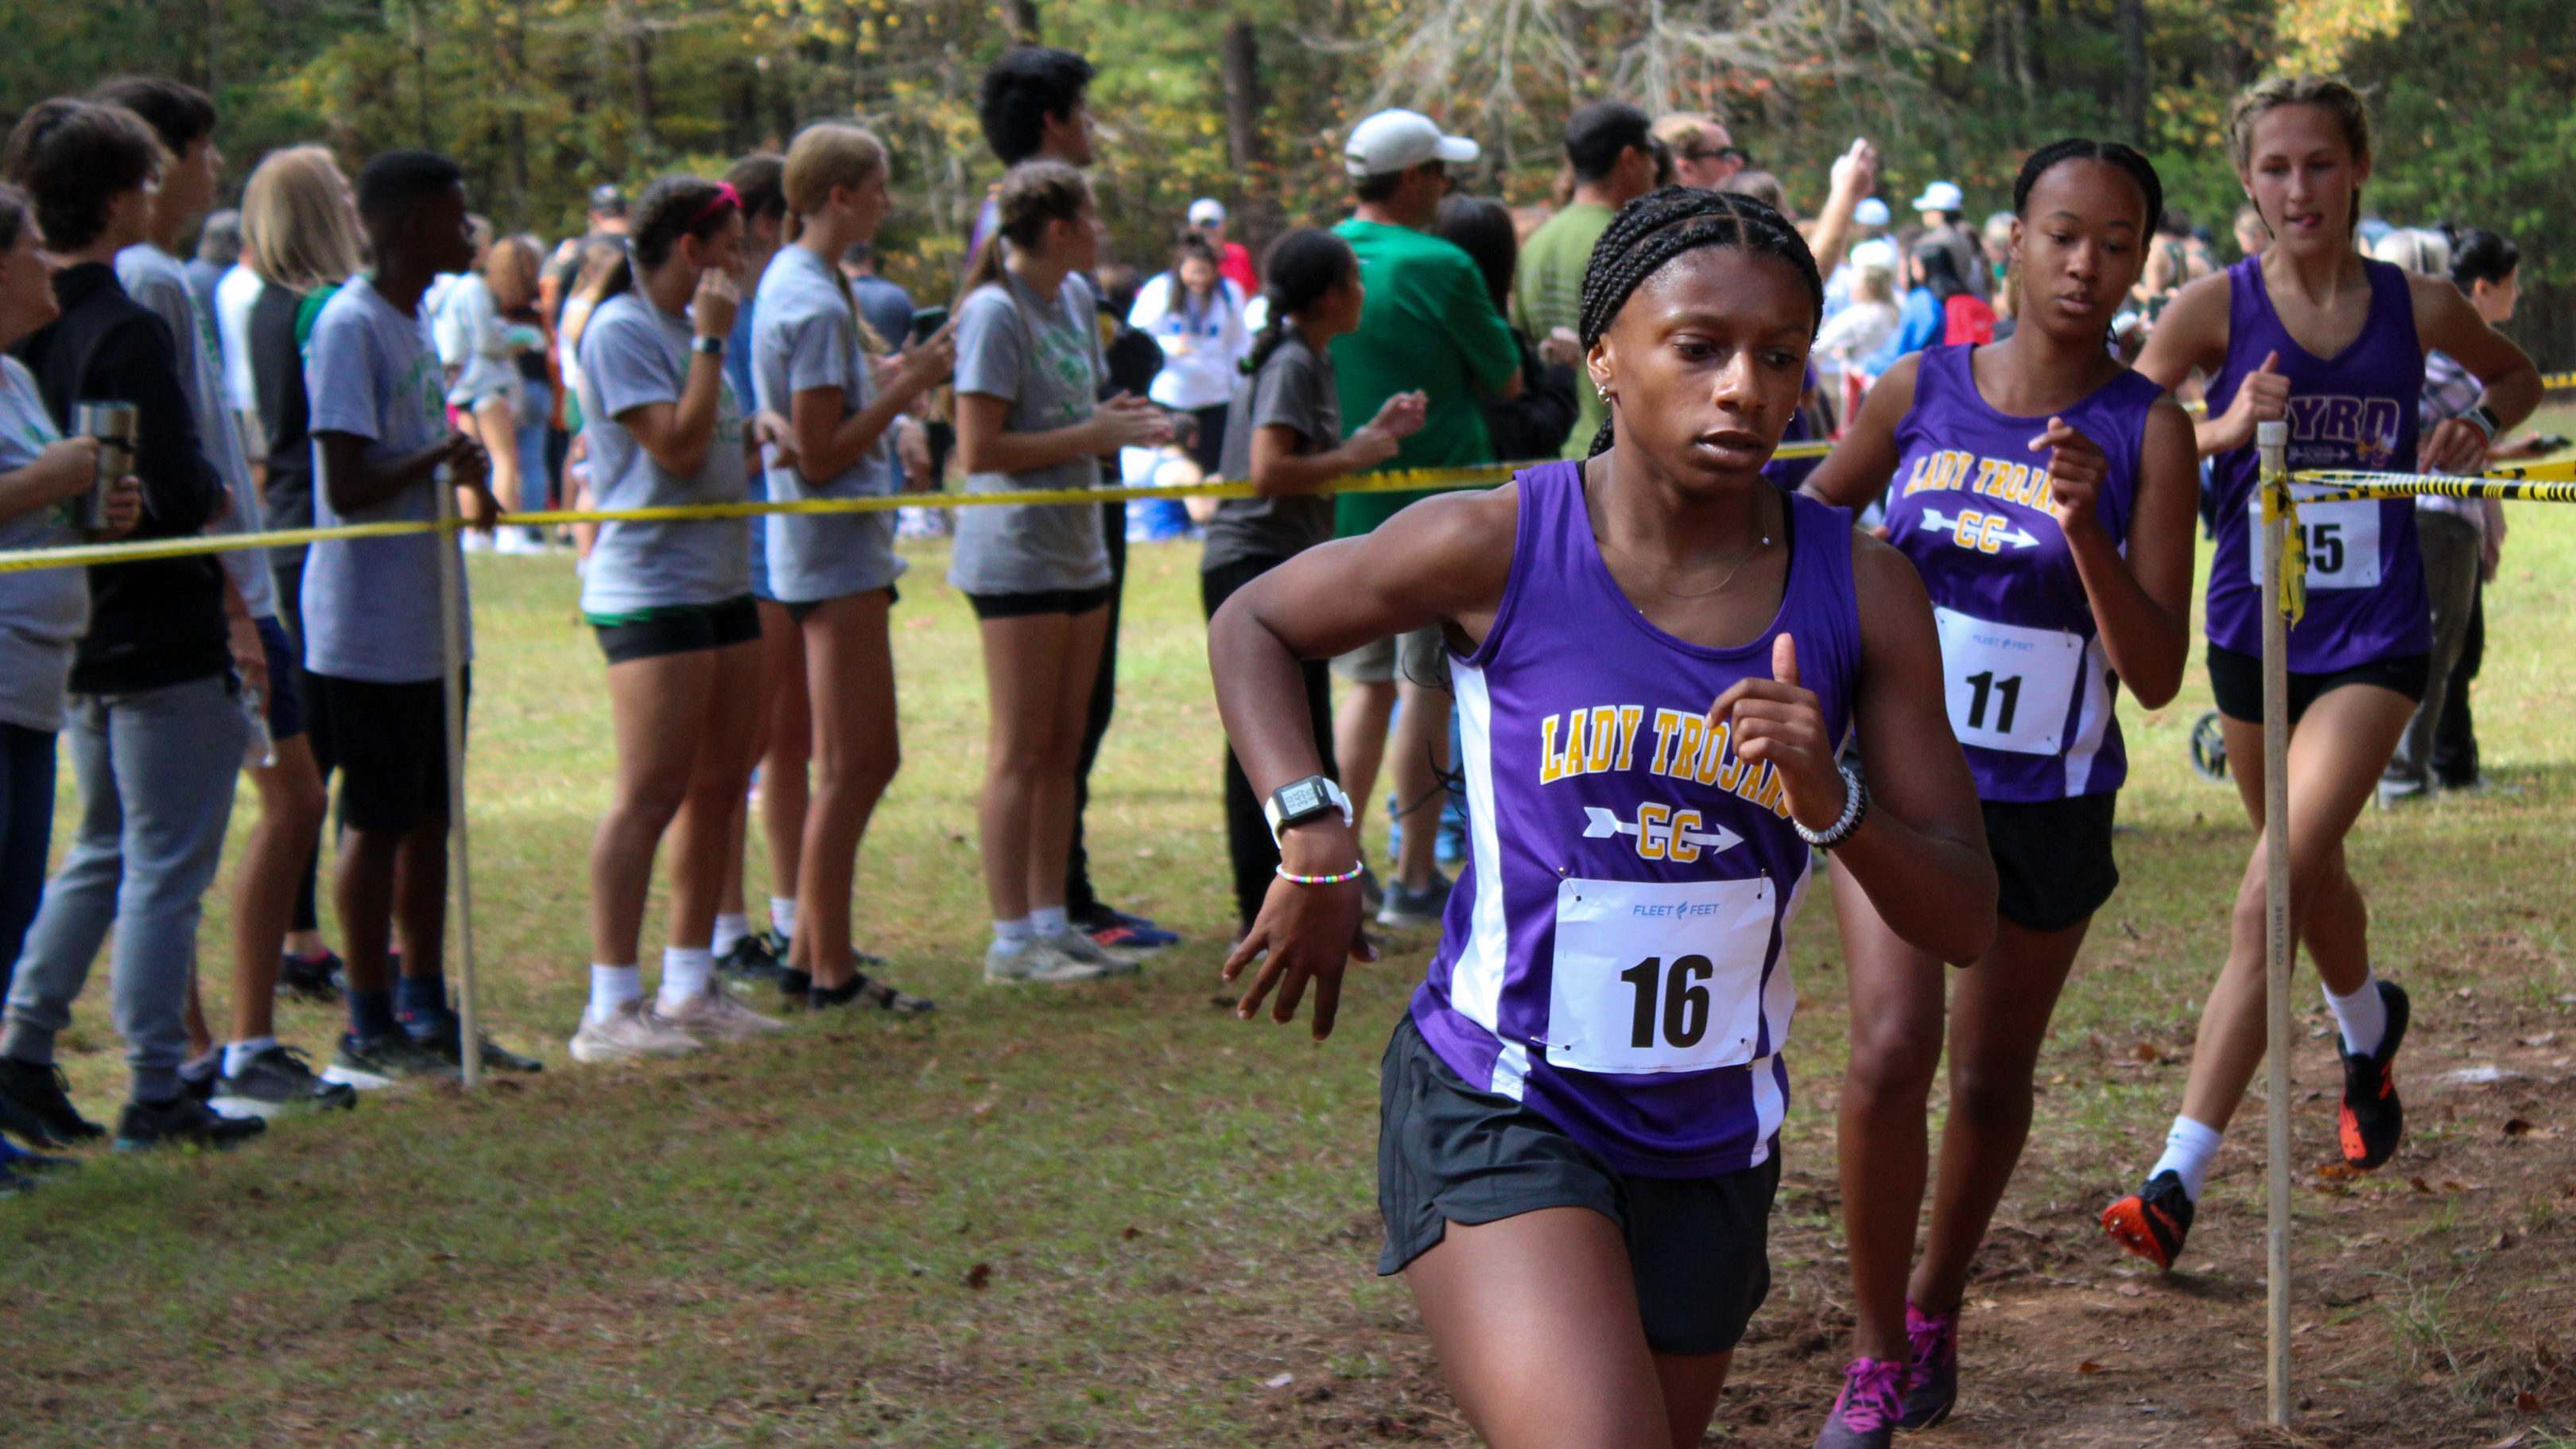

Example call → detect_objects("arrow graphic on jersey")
1917 507 2040 551
1583 806 1744 856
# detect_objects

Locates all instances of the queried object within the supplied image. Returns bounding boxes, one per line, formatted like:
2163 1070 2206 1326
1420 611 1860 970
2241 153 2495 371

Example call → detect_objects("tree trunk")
1220 16 1261 176
504 0 531 227
2116 0 2147 145
626 8 658 159
1001 0 1042 45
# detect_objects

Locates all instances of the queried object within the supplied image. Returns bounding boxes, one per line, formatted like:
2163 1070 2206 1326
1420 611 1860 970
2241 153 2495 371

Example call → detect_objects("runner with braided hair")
1207 185 1994 1449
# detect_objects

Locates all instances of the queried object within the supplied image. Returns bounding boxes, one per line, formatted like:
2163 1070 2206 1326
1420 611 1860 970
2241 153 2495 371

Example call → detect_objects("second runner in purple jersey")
1803 139 2201 1446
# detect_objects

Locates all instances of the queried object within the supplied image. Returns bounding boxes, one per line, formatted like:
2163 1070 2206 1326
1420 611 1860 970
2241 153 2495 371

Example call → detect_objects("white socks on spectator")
712 913 751 957
991 917 1034 955
2150 1117 2225 1202
2324 973 2387 1058
222 1036 277 1078
769 897 797 940
1030 906 1069 938
659 947 713 1012
588 965 642 1025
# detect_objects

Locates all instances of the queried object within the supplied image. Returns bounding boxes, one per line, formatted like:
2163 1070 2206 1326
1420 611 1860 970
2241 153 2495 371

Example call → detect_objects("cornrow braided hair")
1573 186 1824 459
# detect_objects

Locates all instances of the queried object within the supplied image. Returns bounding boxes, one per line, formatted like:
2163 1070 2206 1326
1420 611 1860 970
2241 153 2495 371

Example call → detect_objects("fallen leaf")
963 1262 991 1291
2520 1033 2559 1048
1264 1373 1294 1389
2516 1391 2542 1412
1121 1226 1142 1241
2505 1118 2535 1137
2077 1360 2104 1373
2116 1283 2145 1297
2411 1176 2435 1194
2315 1162 2364 1180
2487 1433 2528 1449
2132 1043 2163 1063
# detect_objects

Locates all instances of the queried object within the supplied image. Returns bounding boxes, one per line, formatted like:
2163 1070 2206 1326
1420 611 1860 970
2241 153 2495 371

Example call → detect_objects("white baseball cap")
1345 110 1480 179
1911 181 1965 212
1188 197 1226 226
1849 238 1898 274
1853 196 1891 227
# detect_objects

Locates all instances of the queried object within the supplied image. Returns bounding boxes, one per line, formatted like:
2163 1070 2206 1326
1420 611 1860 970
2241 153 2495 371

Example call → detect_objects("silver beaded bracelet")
1794 762 1870 849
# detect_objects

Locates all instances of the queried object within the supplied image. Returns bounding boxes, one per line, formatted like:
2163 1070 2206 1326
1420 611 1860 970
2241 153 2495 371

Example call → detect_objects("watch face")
1281 781 1321 814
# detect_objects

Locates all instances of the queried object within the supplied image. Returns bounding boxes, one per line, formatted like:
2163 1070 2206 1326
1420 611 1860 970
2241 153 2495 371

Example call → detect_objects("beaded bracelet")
1793 763 1870 850
1276 863 1366 886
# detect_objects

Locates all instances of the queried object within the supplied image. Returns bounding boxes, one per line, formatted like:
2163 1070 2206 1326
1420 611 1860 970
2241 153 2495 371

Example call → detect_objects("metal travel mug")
72 400 137 530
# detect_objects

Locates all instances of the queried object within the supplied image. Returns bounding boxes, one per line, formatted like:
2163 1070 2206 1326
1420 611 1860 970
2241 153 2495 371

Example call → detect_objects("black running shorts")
963 583 1115 621
1982 791 2120 934
1375 1013 1779 1356
590 595 762 665
2205 643 2429 726
315 670 467 836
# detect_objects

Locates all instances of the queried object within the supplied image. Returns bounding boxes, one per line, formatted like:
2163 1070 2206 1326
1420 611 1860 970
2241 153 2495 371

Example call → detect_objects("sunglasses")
1191 217 1223 228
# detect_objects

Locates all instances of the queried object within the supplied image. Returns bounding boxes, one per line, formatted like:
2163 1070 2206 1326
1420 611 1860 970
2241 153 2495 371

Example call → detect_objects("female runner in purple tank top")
1205 188 1996 1449
1798 141 2201 1444
2103 77 2538 1273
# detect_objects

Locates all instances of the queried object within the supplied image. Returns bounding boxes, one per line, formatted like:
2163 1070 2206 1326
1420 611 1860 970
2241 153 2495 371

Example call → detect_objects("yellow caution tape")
0 441 1839 575
2260 455 2306 627
2543 370 2576 390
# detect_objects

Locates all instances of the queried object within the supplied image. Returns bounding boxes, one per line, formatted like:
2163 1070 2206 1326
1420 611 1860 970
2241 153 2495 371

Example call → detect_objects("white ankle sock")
2149 1117 2225 1202
588 965 642 1025
1030 906 1069 938
712 913 751 956
2324 973 2387 1058
768 896 797 939
991 917 1034 954
222 1036 277 1078
658 946 714 1010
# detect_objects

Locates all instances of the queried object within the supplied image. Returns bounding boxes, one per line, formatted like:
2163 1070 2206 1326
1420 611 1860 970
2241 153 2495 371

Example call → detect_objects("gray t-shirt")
1205 333 1341 573
303 275 471 683
751 246 902 604
118 243 277 619
576 291 752 616
0 358 87 732
948 271 1111 596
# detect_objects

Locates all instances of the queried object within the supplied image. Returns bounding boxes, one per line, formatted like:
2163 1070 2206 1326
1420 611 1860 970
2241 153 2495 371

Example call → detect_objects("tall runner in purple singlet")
1799 141 2200 1445
1207 188 1996 1449
2104 77 2539 1270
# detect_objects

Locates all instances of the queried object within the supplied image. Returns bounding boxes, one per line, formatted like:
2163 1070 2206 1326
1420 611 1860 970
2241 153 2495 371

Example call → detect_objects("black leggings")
1202 554 1339 930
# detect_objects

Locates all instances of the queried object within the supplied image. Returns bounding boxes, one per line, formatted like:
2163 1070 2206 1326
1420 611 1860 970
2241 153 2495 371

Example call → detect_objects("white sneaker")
1039 928 1143 976
983 938 1119 985
568 998 702 1062
495 527 545 555
654 982 786 1042
461 530 495 554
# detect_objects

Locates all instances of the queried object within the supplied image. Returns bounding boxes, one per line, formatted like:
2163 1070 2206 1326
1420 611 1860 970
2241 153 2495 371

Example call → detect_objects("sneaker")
2338 981 2411 1170
2376 775 2431 810
1812 1357 1905 1449
983 938 1121 985
180 1049 221 1103
0 1058 103 1145
1073 905 1179 951
1897 1302 1959 1430
654 983 786 1043
0 1140 74 1195
405 1004 546 1074
2101 1169 2195 1269
716 932 794 990
114 1094 267 1152
495 526 546 555
808 955 937 1016
276 950 343 1002
1042 928 1143 975
332 1030 461 1086
568 999 702 1063
1375 869 1453 928
211 1044 359 1117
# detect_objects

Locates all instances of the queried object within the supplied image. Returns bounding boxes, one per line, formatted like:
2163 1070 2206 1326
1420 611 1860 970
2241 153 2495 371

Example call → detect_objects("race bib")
1544 876 1775 1075
1933 607 2085 756
2248 491 2381 590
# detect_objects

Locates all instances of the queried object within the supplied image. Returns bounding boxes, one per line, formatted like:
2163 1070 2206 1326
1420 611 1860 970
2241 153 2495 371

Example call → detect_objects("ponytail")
1243 228 1356 376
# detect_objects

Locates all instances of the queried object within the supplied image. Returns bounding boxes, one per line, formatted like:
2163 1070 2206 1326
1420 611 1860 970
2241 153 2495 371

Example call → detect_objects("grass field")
9 430 2576 1447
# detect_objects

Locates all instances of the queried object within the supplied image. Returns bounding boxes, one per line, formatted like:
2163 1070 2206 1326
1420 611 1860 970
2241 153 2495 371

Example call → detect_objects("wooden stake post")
2258 418 2293 1424
433 476 483 1091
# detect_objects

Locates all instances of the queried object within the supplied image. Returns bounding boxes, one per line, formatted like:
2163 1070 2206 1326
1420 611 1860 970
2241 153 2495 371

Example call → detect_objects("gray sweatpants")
2385 510 2481 791
2 674 246 1102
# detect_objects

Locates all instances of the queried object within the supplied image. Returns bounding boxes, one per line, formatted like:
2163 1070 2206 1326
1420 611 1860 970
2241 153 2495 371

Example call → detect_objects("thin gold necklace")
1597 489 1778 600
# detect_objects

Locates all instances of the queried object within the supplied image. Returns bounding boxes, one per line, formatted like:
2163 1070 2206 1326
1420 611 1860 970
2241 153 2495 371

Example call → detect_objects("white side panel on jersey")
1449 665 1519 1097
2062 635 2116 796
1748 1056 1787 1162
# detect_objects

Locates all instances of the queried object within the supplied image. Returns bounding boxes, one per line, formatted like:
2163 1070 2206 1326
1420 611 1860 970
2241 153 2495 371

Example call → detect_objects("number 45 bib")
2247 489 2381 591
1545 876 1776 1074
1933 607 2085 756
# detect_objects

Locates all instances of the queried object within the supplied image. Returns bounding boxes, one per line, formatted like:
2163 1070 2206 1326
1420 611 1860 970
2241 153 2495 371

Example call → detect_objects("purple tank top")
1410 460 1861 1179
2203 255 2430 670
1882 344 2162 801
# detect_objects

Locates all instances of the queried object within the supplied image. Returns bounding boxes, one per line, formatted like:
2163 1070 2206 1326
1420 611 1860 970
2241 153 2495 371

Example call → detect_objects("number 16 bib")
1544 876 1777 1074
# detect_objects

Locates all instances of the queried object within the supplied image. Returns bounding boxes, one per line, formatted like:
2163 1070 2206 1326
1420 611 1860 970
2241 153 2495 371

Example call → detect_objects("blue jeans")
517 378 555 509
0 723 56 1003
1 674 247 1101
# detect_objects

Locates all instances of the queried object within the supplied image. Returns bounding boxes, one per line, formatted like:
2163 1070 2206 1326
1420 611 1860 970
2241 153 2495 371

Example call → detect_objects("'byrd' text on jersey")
2284 394 2403 468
